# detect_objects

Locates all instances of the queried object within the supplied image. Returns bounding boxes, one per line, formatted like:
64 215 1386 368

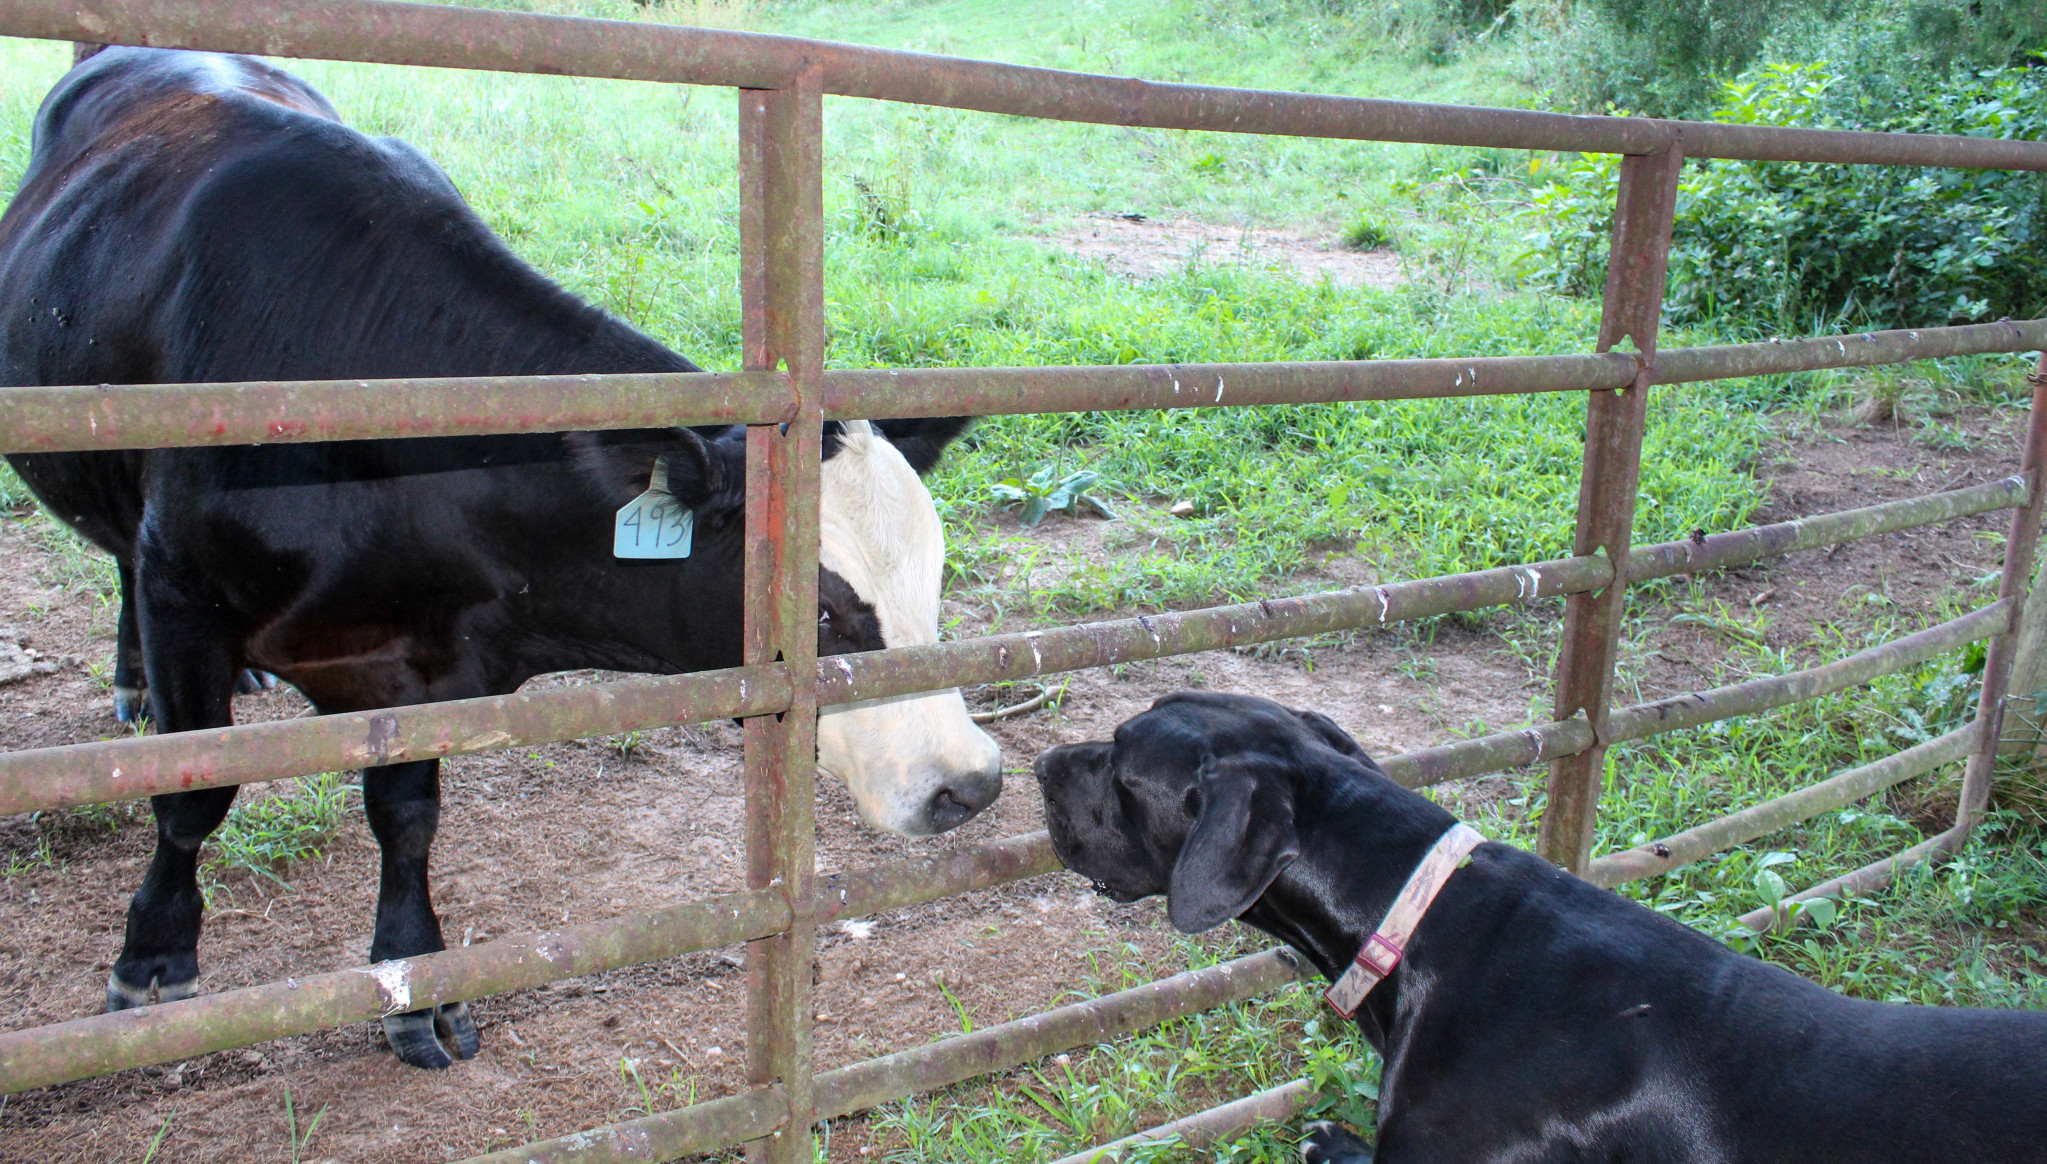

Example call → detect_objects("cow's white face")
817 422 1002 835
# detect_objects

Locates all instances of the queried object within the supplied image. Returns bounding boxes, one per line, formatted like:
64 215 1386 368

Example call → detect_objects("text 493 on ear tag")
614 489 694 559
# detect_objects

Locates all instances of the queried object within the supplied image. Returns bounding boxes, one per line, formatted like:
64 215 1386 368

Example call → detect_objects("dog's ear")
1293 708 1367 758
1291 708 1391 779
1168 754 1299 933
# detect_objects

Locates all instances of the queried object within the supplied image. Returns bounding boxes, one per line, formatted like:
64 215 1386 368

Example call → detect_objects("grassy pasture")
1 3 2044 1161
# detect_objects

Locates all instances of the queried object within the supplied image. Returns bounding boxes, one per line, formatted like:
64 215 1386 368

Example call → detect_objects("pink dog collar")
1324 823 1485 1019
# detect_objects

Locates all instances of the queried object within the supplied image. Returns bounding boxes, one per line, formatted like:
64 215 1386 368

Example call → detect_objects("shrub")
1516 58 2047 332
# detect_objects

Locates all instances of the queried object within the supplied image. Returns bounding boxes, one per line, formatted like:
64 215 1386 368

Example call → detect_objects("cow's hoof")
1301 1120 1375 1164
435 1000 480 1060
384 1004 477 1069
104 970 198 1011
234 669 279 695
112 685 150 724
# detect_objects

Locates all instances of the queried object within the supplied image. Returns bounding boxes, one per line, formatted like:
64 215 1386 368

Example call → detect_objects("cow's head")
815 418 1002 835
579 416 1000 835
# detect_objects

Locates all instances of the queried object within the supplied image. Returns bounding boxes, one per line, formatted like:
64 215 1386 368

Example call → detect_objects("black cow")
0 46 1001 1069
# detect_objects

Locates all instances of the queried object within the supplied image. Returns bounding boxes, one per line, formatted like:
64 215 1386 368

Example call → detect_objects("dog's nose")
924 768 1001 833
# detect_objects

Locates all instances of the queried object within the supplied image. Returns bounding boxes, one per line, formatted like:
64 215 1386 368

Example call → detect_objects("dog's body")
1035 692 2047 1163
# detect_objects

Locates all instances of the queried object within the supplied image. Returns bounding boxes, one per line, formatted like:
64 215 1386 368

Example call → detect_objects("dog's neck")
1239 765 1462 1042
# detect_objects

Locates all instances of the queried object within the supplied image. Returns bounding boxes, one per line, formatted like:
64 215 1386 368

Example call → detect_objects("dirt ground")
0 405 2024 1163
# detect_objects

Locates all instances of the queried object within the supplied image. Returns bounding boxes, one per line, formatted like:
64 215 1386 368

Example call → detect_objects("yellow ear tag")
614 456 694 559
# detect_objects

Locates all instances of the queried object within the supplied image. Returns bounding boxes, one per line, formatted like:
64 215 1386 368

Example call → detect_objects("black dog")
1035 691 2047 1163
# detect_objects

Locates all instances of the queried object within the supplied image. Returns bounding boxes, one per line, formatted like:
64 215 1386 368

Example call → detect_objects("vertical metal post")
739 64 825 1164
1538 144 1684 873
1960 355 2047 828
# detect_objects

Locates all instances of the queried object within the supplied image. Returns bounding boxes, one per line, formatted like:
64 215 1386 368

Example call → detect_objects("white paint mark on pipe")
360 960 412 1016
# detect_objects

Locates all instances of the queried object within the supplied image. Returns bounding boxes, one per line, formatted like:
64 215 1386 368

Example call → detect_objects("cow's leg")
107 787 237 1008
110 559 149 724
363 758 476 1068
109 546 239 1009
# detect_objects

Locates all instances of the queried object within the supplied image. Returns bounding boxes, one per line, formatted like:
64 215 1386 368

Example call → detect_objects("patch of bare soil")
0 408 2022 1162
1048 213 1403 289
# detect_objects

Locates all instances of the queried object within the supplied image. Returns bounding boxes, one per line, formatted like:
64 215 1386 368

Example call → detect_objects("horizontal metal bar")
1606 602 2006 746
821 555 1614 705
0 885 792 1094
1046 1079 1314 1164
464 1086 790 1164
825 354 1636 421
5 315 2043 454
9 1 2047 169
815 830 1060 924
1652 319 2047 386
0 556 1612 816
0 370 790 454
0 831 1059 1094
1736 823 1969 933
1629 476 2029 585
1381 715 1596 789
0 663 792 816
0 354 1627 456
809 948 1306 1121
449 949 1304 1164
2 464 2009 816
1586 722 1980 888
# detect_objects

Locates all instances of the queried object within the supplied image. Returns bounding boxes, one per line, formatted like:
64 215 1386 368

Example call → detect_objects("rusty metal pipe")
816 831 1060 923
0 663 792 816
1651 320 2047 386
462 1087 790 1164
0 370 789 455
808 949 1307 1121
1627 477 2029 584
0 831 1061 1095
820 555 1614 706
824 354 1637 422
8 316 2047 454
1586 722 1980 889
446 950 1305 1164
1045 1079 1314 1164
1381 716 1596 789
1 479 2016 818
1959 358 2047 828
7 1 2047 168
1606 602 2007 745
0 886 792 1094
1737 824 1971 933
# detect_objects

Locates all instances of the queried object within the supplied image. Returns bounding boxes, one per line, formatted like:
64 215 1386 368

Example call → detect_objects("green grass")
1 4 2044 1160
199 774 356 904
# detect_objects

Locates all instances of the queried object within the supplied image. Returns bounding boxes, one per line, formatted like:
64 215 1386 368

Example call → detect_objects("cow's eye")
818 610 833 626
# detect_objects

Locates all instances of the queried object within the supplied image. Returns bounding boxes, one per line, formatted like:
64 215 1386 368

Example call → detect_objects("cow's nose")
926 769 1002 832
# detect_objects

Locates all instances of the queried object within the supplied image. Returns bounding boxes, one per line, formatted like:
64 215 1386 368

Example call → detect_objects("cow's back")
0 46 693 557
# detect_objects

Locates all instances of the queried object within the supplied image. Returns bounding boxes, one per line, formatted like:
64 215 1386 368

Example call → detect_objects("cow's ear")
1167 754 1299 934
660 426 744 510
565 427 728 509
872 417 974 475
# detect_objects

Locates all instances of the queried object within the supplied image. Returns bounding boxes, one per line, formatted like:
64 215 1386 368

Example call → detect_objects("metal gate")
1 3 2045 1162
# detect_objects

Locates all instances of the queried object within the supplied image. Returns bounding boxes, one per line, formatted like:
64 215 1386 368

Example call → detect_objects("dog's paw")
1301 1119 1374 1164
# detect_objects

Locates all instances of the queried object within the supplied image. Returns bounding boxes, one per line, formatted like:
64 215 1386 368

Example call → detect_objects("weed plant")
200 774 355 905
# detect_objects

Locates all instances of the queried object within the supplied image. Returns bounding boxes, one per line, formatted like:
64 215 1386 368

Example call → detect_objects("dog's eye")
1183 787 1203 817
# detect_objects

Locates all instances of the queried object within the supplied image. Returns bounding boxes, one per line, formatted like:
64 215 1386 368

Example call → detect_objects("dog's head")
1034 691 1386 934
